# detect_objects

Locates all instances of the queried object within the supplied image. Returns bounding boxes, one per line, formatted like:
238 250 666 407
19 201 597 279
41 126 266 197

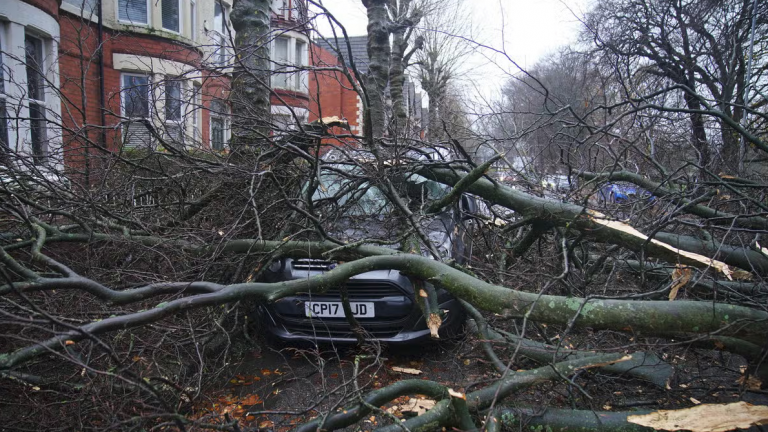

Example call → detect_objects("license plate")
304 301 375 318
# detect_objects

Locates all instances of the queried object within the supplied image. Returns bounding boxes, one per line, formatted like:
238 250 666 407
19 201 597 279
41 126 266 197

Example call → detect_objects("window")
209 99 228 151
190 0 197 41
162 0 181 33
165 79 182 122
294 40 306 90
213 3 227 65
25 34 47 160
164 78 183 145
189 83 201 140
271 37 307 91
63 0 98 13
271 0 289 19
123 74 150 118
121 73 152 148
272 37 289 88
118 0 149 24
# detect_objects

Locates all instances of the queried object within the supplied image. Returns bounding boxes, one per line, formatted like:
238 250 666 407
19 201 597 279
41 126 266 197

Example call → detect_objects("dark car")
257 169 473 344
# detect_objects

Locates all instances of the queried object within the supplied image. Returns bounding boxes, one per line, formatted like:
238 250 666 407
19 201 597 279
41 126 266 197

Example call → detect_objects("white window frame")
190 0 197 41
161 0 182 34
188 83 202 142
25 33 49 160
271 35 307 92
211 2 229 66
121 72 152 119
120 72 154 148
163 77 185 146
117 0 151 26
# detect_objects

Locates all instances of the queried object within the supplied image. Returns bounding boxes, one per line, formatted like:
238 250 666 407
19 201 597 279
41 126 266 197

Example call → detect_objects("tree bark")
229 0 271 148
363 0 391 140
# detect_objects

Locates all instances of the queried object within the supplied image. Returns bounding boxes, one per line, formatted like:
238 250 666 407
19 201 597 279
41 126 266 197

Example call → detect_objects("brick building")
1 0 234 174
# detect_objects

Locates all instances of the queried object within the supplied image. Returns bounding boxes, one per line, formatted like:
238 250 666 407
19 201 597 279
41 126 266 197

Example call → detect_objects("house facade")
1 0 234 173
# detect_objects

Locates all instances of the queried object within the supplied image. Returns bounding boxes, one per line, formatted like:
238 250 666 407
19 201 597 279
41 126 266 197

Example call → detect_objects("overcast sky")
311 0 591 99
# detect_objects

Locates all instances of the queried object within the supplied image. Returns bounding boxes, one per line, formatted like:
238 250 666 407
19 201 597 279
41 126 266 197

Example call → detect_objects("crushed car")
257 164 475 344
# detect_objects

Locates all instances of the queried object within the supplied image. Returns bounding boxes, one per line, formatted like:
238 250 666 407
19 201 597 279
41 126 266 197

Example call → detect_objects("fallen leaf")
65 340 75 346
419 289 428 298
259 420 274 428
448 388 466 399
690 397 702 404
736 375 763 391
627 402 768 432
261 369 272 376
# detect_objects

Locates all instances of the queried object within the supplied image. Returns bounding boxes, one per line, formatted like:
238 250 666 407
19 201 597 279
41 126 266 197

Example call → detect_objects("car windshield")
312 172 392 216
310 166 450 217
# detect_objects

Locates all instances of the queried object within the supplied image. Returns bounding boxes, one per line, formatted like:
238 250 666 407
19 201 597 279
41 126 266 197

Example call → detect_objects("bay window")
118 0 149 25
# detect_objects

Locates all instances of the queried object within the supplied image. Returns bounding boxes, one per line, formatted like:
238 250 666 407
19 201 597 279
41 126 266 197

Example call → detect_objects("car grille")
280 319 404 339
300 280 407 299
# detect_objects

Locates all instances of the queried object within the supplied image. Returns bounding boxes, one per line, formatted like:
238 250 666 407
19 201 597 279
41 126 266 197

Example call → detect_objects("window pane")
214 3 223 32
118 0 148 24
190 0 197 40
25 36 44 102
63 0 97 12
211 118 224 150
162 0 180 32
272 38 289 88
123 75 149 118
29 102 47 158
294 41 305 89
165 80 182 121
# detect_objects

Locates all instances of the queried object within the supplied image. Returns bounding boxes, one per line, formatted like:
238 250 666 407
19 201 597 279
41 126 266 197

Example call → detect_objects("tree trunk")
363 0 391 140
230 0 271 148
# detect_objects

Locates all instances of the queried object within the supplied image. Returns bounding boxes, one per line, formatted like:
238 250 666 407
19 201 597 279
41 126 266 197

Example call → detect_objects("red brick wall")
271 89 310 111
22 0 58 20
307 44 360 131
58 10 231 175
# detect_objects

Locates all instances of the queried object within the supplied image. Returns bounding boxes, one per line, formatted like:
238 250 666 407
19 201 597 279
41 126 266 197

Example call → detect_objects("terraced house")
0 0 235 175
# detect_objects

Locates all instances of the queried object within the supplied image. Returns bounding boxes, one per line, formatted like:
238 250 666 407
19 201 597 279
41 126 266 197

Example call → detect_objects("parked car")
257 168 473 344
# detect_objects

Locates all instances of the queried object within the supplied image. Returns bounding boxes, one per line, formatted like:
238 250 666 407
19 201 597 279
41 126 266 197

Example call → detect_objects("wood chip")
627 402 768 432
391 366 422 375
669 265 692 301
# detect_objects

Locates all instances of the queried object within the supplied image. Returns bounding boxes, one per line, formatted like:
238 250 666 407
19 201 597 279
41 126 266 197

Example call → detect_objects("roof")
315 35 370 75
